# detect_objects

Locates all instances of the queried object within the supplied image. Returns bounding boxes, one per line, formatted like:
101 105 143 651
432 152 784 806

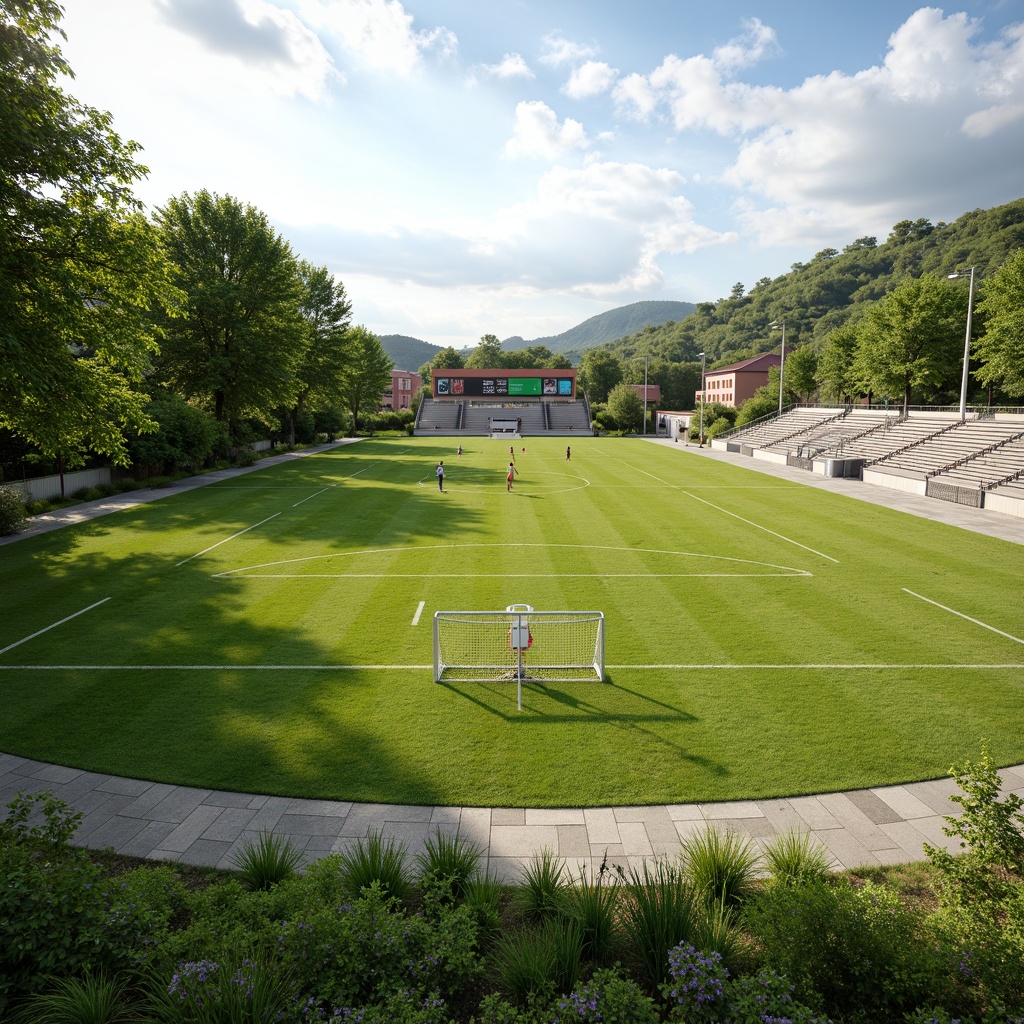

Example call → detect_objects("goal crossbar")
433 609 605 684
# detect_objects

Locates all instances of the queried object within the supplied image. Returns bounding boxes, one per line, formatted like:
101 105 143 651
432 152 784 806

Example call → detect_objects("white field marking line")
5 663 1023 672
902 588 1024 645
176 513 282 567
347 463 379 478
412 600 426 626
0 664 433 671
601 453 839 564
230 572 807 579
0 598 111 657
213 542 808 579
292 485 336 508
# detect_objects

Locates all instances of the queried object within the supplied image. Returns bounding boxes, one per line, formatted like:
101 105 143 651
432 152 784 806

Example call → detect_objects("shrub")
464 871 504 935
24 498 53 515
556 966 660 1024
762 830 833 887
417 828 482 905
661 943 729 1023
71 486 103 501
725 969 830 1024
0 483 28 534
925 745 1024 906
336 831 411 903
742 878 949 1022
231 831 303 891
682 828 759 907
515 849 565 921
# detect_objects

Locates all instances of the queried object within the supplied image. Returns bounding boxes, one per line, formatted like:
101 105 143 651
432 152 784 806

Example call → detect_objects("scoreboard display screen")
434 376 574 398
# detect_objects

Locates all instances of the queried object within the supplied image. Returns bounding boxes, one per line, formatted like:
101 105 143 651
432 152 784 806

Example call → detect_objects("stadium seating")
718 407 844 449
872 419 1024 476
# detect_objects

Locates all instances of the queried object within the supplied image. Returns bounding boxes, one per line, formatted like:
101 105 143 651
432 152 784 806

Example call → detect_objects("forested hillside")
379 335 442 371
602 199 1024 369
502 300 696 354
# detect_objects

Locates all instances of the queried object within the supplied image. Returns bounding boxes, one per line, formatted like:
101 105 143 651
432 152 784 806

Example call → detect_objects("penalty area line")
412 600 426 626
176 513 282 567
902 589 1024 646
0 598 111 657
292 485 335 508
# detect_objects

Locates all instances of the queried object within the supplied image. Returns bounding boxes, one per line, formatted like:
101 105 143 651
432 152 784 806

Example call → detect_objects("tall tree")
154 191 306 439
578 348 624 403
784 345 819 402
339 326 394 435
974 249 1024 399
853 275 964 413
816 324 860 403
288 262 352 444
0 0 176 469
465 334 505 369
606 383 644 432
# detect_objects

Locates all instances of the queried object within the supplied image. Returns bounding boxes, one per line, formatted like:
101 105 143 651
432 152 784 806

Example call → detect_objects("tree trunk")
57 452 66 498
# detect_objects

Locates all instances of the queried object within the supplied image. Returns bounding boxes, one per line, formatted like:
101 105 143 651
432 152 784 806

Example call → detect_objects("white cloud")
504 101 590 159
564 60 618 99
711 17 779 71
476 53 535 80
539 32 598 67
613 72 658 120
296 0 456 75
154 0 338 98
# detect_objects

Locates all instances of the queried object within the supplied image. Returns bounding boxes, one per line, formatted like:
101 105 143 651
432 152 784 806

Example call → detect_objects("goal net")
433 609 605 684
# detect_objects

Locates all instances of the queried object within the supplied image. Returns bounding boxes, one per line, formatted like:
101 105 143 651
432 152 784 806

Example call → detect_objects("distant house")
695 353 781 409
383 369 421 411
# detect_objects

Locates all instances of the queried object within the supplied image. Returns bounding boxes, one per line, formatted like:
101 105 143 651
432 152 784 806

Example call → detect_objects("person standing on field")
457 444 462 457
566 446 571 461
506 461 517 491
436 460 445 491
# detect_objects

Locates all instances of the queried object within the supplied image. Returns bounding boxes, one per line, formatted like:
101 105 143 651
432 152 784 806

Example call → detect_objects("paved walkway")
3 437 1023 879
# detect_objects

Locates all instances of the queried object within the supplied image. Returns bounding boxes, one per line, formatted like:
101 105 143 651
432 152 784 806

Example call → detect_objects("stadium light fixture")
947 267 976 421
770 320 785 415
698 351 706 445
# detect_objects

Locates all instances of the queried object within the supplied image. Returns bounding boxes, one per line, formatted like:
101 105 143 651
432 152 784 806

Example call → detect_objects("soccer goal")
433 607 605 693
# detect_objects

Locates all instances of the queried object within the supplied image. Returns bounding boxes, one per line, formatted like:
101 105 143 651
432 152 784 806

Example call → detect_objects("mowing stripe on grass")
601 452 838 564
4 663 1022 671
175 513 282 567
412 600 426 625
292 485 335 507
0 598 111 657
902 588 1024 645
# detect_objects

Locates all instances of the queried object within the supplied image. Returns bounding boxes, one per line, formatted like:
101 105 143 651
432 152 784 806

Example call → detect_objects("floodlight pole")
698 351 706 445
948 267 976 421
643 355 648 435
770 320 785 415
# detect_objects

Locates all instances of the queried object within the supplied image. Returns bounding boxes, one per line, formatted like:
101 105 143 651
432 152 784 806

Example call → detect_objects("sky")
58 0 1024 352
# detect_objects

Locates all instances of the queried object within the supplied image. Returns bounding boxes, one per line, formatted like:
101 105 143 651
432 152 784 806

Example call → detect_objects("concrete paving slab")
175 839 234 867
285 798 353 817
788 795 843 831
96 776 157 797
526 807 586 826
199 807 259 842
0 752 29 774
275 813 354 837
161 805 226 853
143 787 215 824
845 788 906 825
489 824 558 859
117 821 179 859
491 807 526 825
583 807 620 844
870 785 937 821
817 827 880 870
202 791 260 809
617 821 654 856
557 824 591 857
487 856 530 883
756 799 809 834
79 813 148 852
699 800 765 819
665 803 705 821
119 783 182 819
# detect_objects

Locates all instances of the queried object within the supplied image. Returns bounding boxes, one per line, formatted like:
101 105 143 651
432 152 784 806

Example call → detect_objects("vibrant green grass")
1 436 1023 807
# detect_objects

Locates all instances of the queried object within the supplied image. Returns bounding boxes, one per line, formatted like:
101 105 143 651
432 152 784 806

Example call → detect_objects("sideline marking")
601 453 838 564
292 485 335 508
176 513 282 567
348 463 379 478
412 600 426 626
0 598 111 657
902 589 1024 645
3 663 1021 672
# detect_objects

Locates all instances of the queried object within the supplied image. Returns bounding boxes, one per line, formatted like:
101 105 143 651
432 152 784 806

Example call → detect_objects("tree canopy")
975 249 1024 399
0 0 176 466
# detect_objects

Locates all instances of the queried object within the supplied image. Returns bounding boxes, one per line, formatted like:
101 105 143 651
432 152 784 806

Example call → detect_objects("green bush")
336 831 411 903
416 828 482 906
231 832 303 892
555 966 659 1023
492 919 583 1005
742 877 949 1022
682 827 759 908
0 483 28 534
762 830 833 887
24 499 53 515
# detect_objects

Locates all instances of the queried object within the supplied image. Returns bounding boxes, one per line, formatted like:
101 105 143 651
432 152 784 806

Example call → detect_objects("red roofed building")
695 352 781 409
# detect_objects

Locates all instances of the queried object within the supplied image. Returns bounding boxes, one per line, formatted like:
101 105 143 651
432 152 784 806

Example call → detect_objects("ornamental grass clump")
416 828 482 904
557 858 620 966
231 831 302 891
149 957 293 1023
9 971 142 1024
761 831 833 887
515 848 566 921
682 827 759 908
492 918 583 1006
336 831 410 903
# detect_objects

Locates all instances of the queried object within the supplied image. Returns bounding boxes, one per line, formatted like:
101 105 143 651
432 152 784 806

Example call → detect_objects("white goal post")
433 608 605 694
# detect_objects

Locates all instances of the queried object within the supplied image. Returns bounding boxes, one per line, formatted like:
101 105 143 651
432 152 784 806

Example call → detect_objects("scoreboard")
433 375 574 398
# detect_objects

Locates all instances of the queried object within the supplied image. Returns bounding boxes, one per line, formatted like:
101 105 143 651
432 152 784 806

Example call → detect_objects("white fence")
11 468 114 502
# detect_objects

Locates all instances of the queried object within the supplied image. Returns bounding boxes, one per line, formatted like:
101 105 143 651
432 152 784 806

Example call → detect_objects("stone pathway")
3 437 1023 880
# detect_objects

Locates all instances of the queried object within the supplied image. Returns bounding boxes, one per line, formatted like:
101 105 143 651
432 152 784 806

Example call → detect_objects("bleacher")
416 399 461 431
764 410 898 457
926 435 1024 489
720 407 844 449
546 401 590 433
872 419 1024 476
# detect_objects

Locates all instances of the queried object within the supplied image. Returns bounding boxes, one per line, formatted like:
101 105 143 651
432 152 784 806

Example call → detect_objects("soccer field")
1 436 1022 808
